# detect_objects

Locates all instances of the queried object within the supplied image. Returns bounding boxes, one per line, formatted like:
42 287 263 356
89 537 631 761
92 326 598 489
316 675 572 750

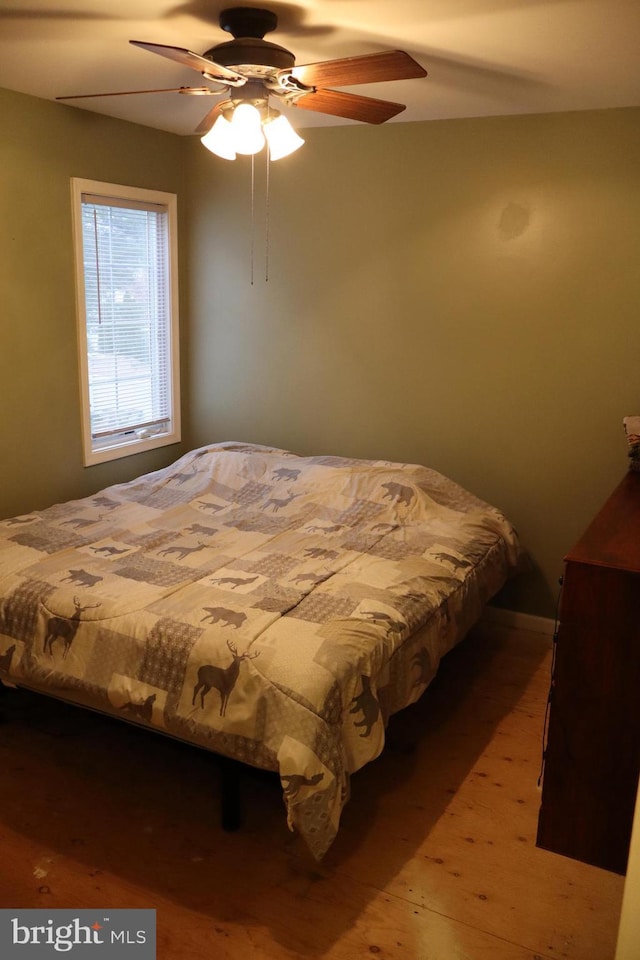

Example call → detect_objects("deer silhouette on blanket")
262 490 299 512
158 541 208 561
192 639 259 716
170 463 199 485
350 675 380 738
43 597 101 658
90 545 130 557
209 575 258 589
121 693 156 723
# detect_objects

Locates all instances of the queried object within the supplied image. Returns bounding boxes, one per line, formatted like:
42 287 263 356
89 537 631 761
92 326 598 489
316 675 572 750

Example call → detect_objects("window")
71 178 180 466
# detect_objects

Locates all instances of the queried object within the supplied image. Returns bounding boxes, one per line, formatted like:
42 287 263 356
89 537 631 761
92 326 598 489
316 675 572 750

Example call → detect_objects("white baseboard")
481 606 555 637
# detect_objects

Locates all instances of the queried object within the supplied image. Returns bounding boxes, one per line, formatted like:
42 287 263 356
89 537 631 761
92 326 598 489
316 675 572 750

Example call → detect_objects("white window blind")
72 179 180 465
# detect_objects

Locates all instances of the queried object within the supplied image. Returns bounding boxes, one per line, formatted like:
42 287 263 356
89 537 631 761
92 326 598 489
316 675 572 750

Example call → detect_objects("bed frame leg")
218 755 241 832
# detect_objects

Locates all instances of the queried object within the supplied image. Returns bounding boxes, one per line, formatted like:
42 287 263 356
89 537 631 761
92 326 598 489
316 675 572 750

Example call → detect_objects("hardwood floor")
0 621 624 959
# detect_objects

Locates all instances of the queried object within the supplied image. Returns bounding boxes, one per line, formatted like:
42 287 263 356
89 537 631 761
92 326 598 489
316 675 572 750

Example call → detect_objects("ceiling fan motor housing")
204 37 295 71
206 6 295 71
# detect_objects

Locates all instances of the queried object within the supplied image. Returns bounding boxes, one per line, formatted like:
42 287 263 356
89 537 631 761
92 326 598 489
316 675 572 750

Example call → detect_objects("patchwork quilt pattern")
0 442 521 857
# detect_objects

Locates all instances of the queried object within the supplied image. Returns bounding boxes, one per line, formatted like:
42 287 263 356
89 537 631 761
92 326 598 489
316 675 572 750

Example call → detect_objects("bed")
0 442 521 858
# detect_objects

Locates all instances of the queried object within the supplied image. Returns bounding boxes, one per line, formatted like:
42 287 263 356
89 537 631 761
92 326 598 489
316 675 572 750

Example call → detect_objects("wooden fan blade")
291 50 426 89
130 40 244 84
195 102 225 136
295 89 405 124
56 87 217 100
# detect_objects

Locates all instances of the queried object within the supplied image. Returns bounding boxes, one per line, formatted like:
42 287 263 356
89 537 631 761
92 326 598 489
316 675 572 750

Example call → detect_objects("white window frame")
71 178 181 466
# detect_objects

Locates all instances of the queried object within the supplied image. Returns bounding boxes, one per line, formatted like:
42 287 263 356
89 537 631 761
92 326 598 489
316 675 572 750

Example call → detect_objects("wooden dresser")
537 470 640 875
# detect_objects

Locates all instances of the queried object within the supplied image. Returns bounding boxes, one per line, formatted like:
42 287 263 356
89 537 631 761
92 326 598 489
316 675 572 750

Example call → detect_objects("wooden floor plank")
0 623 624 959
0 819 563 960
321 629 621 959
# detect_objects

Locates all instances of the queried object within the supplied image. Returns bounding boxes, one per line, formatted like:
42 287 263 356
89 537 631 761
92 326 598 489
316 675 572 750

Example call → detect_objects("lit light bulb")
231 103 265 155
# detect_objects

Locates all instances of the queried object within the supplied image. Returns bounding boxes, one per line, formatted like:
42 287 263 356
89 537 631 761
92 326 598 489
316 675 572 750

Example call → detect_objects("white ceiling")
0 0 639 136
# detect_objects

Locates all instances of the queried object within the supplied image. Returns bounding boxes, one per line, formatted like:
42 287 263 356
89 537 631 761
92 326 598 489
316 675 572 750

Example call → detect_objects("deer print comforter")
0 442 520 858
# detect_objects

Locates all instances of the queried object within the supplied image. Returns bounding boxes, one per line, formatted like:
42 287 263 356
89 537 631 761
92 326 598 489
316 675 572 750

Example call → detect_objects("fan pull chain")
265 147 271 283
250 153 256 286
247 147 273 283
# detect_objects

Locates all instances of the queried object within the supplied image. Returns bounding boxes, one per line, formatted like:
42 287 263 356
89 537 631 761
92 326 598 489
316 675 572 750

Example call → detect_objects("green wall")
2 85 638 616
183 107 640 616
0 88 190 517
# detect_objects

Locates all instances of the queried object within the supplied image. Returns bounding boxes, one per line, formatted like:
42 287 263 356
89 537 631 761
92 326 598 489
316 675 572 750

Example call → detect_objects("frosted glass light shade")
200 104 304 161
264 115 305 160
231 103 265 155
200 115 236 160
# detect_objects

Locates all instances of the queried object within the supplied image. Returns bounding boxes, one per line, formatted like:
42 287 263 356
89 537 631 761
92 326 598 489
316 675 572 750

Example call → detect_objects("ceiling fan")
57 6 427 158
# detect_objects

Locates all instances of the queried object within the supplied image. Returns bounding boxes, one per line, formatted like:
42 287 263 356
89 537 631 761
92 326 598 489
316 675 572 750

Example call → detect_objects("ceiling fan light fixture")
63 14 428 159
263 113 305 160
230 102 265 155
200 113 237 160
